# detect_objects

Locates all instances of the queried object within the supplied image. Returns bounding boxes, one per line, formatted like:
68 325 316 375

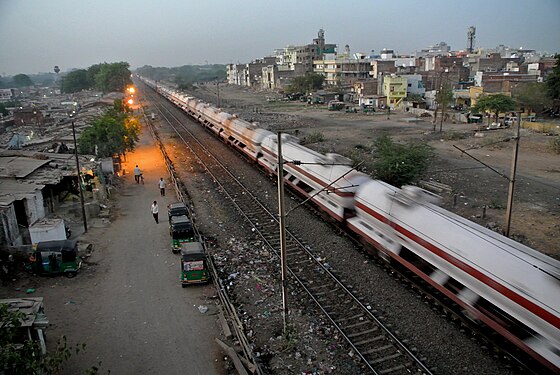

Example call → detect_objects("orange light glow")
127 86 135 94
127 99 134 105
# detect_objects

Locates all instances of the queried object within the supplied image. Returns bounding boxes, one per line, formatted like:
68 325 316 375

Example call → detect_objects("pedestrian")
159 177 166 196
134 165 142 184
151 201 159 224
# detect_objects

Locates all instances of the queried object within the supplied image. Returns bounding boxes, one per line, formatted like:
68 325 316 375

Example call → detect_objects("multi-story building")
382 75 408 108
313 58 371 86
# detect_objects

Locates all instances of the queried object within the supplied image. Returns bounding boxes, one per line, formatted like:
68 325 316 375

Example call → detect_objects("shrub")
301 131 325 144
550 137 560 154
372 135 434 187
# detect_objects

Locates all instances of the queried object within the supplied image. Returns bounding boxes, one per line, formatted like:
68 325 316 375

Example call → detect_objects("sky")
1 0 559 76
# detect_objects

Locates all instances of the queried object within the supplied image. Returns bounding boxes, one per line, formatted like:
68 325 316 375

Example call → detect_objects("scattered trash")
26 288 35 294
197 305 208 314
64 300 76 305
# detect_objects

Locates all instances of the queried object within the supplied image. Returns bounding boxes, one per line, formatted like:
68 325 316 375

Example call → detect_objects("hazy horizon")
1 0 559 76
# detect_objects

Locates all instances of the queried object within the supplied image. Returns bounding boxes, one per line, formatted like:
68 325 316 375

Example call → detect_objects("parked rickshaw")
180 242 209 286
27 240 82 278
168 202 189 221
170 215 195 253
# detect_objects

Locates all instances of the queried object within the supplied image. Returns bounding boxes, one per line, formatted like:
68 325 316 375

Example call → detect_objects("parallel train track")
143 85 433 375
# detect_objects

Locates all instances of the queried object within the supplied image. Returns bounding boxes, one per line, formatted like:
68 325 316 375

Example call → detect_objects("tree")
78 102 140 157
12 74 34 87
545 54 560 100
372 135 434 187
474 94 516 126
0 304 85 374
94 62 132 93
435 83 453 132
512 82 551 115
0 103 9 116
285 73 325 94
62 69 90 93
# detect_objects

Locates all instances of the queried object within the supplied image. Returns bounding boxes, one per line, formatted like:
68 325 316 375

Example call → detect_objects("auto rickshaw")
180 242 209 286
170 215 196 253
168 202 189 221
28 240 82 278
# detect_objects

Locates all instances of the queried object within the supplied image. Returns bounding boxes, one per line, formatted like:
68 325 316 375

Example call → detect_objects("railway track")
143 87 433 375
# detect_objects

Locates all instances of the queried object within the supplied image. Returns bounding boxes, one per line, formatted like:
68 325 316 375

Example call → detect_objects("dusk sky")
1 0 559 75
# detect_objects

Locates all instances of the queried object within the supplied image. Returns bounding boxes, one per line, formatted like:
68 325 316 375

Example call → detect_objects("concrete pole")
504 114 521 237
276 132 289 335
71 121 88 233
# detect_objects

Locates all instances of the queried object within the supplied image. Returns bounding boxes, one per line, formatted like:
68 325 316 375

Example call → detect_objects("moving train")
141 77 560 372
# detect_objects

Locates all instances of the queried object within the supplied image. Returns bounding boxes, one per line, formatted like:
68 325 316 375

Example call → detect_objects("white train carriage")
348 180 560 371
260 134 370 221
221 117 274 161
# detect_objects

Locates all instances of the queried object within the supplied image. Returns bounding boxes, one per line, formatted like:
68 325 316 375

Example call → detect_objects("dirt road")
0 130 224 374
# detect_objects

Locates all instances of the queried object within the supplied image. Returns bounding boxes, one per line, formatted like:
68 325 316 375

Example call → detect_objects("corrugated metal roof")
0 156 51 178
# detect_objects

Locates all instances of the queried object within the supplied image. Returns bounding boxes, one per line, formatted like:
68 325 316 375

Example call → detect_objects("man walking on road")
134 165 142 184
159 178 166 196
151 201 159 223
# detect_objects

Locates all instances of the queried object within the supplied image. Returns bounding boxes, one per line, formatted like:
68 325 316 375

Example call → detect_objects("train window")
328 201 337 208
360 221 373 231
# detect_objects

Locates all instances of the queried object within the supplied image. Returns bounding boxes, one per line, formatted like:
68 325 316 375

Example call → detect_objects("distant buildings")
223 28 557 112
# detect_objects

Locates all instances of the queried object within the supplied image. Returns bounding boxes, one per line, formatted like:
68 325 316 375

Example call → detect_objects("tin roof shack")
29 218 67 244
0 297 49 355
0 151 97 248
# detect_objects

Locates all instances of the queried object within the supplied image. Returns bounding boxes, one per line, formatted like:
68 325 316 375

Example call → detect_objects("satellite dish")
54 66 60 74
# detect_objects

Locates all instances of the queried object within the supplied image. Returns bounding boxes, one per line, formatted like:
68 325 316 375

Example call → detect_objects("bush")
442 131 466 141
372 135 434 187
550 137 560 154
300 131 325 144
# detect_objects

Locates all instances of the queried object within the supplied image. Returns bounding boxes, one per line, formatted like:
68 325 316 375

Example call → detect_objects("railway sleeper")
369 352 403 365
352 334 384 346
336 313 366 323
346 328 379 339
378 363 410 374
343 320 372 330
362 344 394 355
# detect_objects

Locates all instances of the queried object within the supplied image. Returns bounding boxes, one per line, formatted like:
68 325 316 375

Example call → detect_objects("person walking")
151 201 159 224
134 165 142 184
159 178 166 196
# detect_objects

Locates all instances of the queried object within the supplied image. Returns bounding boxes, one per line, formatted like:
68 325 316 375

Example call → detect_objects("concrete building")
415 42 451 58
382 75 408 108
0 89 13 103
313 58 371 86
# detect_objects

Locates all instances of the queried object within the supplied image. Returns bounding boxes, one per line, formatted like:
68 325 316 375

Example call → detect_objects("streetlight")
70 119 88 233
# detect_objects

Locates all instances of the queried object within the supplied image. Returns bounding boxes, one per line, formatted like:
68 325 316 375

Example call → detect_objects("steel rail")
146 87 433 375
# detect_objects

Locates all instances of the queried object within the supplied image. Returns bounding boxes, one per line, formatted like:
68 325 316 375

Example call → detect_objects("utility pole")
71 121 88 233
276 132 289 336
504 114 521 236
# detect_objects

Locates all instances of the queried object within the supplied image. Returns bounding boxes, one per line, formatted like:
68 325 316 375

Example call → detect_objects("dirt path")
0 129 224 374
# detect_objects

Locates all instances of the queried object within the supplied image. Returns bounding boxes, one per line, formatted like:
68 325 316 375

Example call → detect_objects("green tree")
285 73 325 94
12 74 34 87
0 103 9 116
0 304 85 374
546 54 560 100
512 82 551 115
78 103 140 157
372 135 434 187
94 62 132 93
474 94 516 126
62 69 91 93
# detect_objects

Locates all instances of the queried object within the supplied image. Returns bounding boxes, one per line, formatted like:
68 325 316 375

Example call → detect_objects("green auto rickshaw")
180 242 209 287
29 240 82 278
168 202 189 221
170 215 196 254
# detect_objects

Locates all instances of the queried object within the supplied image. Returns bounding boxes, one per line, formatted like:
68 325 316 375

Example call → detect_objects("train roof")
354 180 560 316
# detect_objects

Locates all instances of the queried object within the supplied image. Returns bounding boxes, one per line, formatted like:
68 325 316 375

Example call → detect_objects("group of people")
134 164 167 224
